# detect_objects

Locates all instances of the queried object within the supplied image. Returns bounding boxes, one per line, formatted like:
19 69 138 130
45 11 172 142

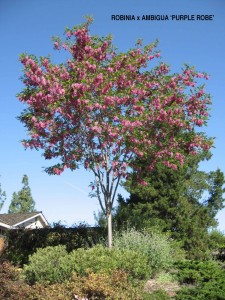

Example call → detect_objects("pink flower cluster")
18 21 212 185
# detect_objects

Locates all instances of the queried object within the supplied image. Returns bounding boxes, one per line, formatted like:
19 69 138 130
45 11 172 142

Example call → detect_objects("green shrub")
4 225 106 265
23 245 70 284
113 228 174 274
209 230 225 261
175 260 225 300
68 244 151 280
23 244 151 285
0 260 144 300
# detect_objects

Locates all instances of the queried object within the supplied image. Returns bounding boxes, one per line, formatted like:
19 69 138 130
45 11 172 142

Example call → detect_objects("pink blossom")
195 119 204 126
196 73 204 78
54 42 60 50
139 180 148 186
66 31 71 38
122 162 127 168
92 126 102 134
107 67 113 73
109 132 117 138
40 77 47 86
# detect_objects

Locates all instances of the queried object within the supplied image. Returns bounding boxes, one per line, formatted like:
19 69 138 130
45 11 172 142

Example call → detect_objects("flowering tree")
18 19 212 247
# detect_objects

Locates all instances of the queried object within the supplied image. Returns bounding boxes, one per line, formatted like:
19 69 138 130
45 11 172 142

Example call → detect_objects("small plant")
142 290 171 300
155 272 175 283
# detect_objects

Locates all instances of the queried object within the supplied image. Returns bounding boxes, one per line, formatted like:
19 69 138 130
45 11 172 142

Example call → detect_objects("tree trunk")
107 210 113 248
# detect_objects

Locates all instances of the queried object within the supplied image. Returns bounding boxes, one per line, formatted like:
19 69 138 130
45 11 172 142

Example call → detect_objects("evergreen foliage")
3 225 106 265
8 175 36 214
175 260 225 299
112 153 225 258
0 181 6 212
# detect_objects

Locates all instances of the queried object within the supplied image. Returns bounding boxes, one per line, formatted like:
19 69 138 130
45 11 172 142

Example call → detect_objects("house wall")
17 217 45 229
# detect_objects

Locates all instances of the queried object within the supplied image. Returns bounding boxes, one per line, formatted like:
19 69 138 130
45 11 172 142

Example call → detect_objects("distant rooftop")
0 211 42 226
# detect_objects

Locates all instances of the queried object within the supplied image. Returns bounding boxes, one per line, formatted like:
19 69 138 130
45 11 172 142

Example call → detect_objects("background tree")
208 229 225 261
112 152 225 258
8 175 36 213
0 181 6 212
18 18 212 247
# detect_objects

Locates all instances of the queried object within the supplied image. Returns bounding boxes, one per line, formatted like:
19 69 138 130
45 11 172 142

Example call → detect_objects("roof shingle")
0 212 41 226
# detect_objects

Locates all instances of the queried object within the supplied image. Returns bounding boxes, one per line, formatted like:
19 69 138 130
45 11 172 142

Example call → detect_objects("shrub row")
0 260 145 299
2 224 106 265
23 244 151 284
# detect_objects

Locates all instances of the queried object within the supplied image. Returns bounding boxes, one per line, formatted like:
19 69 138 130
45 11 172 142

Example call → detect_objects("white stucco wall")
17 217 45 229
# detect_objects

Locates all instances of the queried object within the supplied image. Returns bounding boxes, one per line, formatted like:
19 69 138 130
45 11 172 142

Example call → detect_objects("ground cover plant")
175 260 225 299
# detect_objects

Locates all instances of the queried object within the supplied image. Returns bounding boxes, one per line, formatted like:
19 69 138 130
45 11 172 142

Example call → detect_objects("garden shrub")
68 244 151 280
23 244 151 285
175 260 225 299
1 268 149 300
0 259 151 300
0 261 32 300
113 228 174 274
4 225 106 265
30 282 73 300
23 245 70 284
69 270 144 299
28 269 146 300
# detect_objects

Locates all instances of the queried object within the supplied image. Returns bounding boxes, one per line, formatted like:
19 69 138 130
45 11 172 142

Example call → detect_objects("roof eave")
13 212 49 227
0 222 12 229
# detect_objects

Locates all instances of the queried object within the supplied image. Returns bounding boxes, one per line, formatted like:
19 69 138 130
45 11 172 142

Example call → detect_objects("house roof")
0 211 48 227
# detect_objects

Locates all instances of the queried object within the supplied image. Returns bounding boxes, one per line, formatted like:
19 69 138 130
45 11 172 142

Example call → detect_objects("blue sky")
0 0 225 229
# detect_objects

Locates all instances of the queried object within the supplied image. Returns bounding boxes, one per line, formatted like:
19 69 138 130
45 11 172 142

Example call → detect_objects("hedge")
1 224 106 265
